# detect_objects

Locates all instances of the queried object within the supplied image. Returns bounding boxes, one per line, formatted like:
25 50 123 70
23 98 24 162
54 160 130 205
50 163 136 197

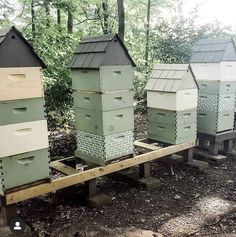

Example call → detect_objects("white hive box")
145 64 198 111
190 38 236 81
0 120 49 157
0 67 44 101
191 62 236 81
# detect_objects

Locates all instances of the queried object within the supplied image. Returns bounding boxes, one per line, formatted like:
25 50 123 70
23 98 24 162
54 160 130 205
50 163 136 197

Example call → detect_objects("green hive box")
148 121 196 144
0 148 50 195
198 81 236 94
198 93 235 112
75 107 134 136
72 65 133 92
197 110 234 135
75 130 134 165
0 98 45 125
148 108 196 125
73 90 133 111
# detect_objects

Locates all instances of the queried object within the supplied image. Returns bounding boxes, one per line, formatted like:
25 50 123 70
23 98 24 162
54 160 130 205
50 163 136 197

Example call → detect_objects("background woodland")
1 0 233 129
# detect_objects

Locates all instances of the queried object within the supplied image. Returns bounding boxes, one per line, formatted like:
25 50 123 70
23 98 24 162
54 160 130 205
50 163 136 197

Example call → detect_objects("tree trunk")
67 10 73 33
102 0 109 34
44 0 50 27
57 8 61 30
31 0 36 38
145 0 151 66
117 0 125 41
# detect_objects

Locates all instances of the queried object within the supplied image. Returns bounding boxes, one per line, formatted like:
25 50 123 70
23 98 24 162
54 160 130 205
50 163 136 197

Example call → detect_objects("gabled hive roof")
0 26 46 68
190 37 236 63
145 64 198 92
68 33 135 69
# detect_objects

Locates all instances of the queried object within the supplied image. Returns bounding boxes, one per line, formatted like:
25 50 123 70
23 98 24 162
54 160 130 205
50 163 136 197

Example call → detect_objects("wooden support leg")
183 148 193 163
85 179 97 198
209 142 219 156
139 162 150 179
1 204 17 225
223 139 233 154
138 162 160 190
84 178 111 207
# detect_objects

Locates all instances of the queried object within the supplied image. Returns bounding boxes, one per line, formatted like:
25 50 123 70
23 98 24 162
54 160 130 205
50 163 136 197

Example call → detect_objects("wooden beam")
5 140 195 205
50 161 78 176
134 140 162 151
51 156 75 163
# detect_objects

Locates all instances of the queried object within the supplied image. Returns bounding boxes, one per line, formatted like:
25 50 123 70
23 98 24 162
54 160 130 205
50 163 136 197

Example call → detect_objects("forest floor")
18 114 236 237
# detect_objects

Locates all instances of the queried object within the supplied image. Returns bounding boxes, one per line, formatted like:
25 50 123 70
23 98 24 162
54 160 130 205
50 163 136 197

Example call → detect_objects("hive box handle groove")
115 114 124 119
113 71 121 76
13 107 27 114
15 128 32 136
17 156 34 165
8 74 26 80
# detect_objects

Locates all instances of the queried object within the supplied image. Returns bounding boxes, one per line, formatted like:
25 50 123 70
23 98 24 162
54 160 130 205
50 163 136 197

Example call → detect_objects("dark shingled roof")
0 26 46 68
68 33 136 69
190 37 236 63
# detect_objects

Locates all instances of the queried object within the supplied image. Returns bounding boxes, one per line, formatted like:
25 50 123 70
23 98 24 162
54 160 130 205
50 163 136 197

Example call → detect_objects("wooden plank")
5 140 195 205
52 156 76 163
134 140 162 151
50 161 78 176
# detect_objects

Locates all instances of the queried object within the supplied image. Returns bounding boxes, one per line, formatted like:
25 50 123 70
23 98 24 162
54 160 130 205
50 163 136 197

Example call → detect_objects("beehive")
145 64 198 144
190 37 236 135
69 34 135 165
0 26 50 193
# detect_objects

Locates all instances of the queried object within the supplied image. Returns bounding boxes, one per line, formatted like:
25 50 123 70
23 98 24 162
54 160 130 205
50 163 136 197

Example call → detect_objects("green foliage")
133 66 151 114
23 24 80 129
0 0 13 26
152 18 232 64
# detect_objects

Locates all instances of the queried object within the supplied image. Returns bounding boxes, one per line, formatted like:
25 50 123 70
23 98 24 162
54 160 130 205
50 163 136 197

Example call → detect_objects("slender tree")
31 0 36 38
102 0 109 34
117 0 125 41
57 8 61 30
67 10 73 33
145 0 151 66
44 0 50 27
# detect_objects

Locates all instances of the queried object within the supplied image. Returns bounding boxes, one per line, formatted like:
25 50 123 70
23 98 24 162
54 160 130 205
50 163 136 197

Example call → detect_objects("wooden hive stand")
195 130 236 164
0 139 203 224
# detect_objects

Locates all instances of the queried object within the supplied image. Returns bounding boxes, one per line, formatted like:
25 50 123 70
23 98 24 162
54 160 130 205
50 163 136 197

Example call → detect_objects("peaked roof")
68 33 135 69
0 26 46 68
145 64 198 92
190 37 236 63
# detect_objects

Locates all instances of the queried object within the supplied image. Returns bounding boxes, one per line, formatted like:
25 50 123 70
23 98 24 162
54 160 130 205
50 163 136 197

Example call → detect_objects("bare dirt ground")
18 115 236 237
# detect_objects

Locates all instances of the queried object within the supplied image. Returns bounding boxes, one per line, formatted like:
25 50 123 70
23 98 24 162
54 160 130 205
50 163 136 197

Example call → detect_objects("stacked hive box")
190 38 236 135
69 34 136 166
145 64 198 144
0 26 50 194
